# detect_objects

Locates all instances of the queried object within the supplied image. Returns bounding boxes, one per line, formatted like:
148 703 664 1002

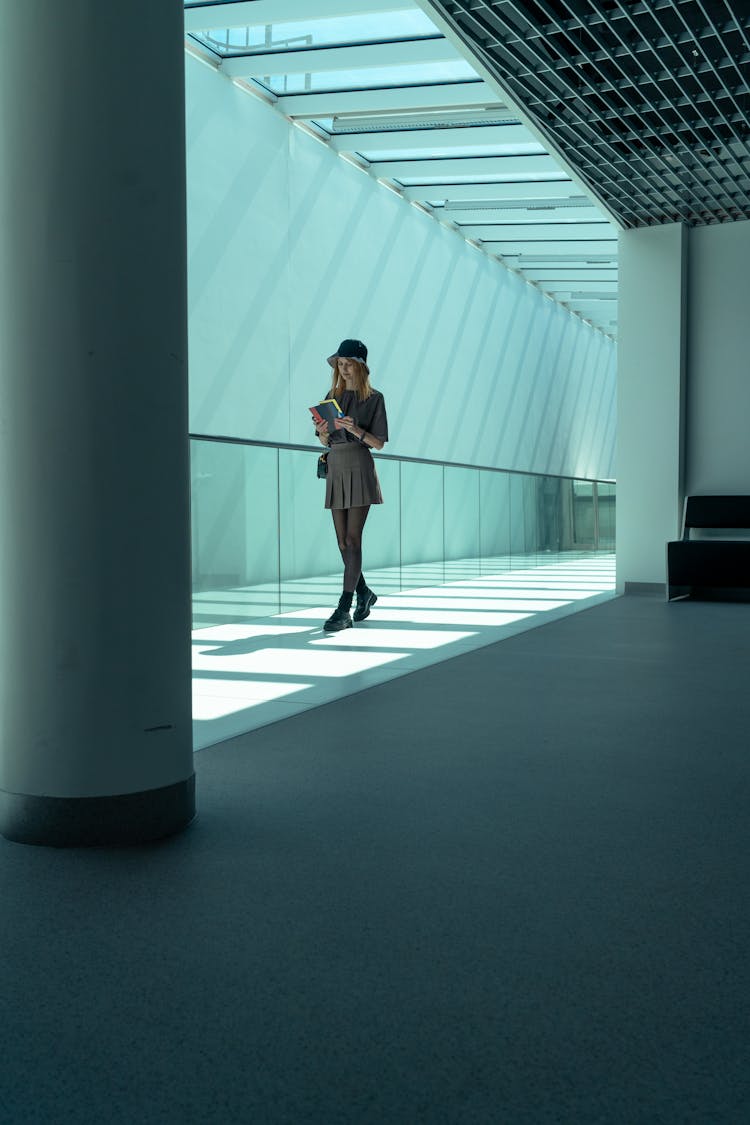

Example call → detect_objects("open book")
310 398 344 429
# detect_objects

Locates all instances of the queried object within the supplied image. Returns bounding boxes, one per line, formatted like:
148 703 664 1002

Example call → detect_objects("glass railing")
190 435 615 619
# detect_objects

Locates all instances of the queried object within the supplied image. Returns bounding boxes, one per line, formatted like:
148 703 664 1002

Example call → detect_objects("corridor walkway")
192 551 617 749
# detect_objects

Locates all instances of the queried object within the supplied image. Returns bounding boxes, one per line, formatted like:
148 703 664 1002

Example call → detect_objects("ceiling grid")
421 0 750 226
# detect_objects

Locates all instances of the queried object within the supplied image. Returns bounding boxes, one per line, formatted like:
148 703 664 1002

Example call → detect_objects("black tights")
332 505 370 593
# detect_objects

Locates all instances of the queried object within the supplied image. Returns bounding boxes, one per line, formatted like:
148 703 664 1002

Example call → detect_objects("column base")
0 774 196 847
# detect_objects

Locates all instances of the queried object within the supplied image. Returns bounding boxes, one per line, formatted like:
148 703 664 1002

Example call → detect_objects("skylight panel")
183 1 616 335
357 141 547 160
392 172 570 186
257 61 477 96
190 10 438 58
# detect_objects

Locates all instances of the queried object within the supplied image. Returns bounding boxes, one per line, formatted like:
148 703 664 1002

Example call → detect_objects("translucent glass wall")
190 438 615 615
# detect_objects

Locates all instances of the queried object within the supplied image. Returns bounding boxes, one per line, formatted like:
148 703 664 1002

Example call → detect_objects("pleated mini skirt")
325 442 383 510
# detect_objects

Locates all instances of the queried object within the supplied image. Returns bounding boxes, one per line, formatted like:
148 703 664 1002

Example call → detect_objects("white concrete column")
0 0 195 844
616 223 687 593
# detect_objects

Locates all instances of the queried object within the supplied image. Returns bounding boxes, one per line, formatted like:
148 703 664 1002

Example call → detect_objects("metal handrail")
189 431 616 486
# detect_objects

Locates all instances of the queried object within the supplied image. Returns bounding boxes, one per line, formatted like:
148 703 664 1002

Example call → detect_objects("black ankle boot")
353 586 377 622
324 593 353 632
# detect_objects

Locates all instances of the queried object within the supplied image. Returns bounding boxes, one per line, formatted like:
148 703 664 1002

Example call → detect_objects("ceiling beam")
456 223 617 240
185 0 409 32
537 281 617 293
330 122 537 153
276 81 495 117
402 180 582 202
369 155 563 179
566 300 618 307
521 269 617 282
220 37 456 79
568 309 618 320
440 207 607 225
461 221 620 241
516 255 617 264
494 240 618 256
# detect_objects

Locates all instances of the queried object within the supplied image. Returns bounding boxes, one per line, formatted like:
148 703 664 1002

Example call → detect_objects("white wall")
185 55 616 481
686 220 750 493
616 219 750 592
616 223 687 590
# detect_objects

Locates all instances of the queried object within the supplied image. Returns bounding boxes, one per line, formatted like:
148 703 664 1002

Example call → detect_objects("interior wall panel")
686 220 750 495
616 223 686 589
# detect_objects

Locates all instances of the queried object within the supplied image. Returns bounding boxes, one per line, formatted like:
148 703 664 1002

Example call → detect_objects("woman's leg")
332 508 348 562
332 513 371 598
331 508 355 615
326 506 371 630
342 505 370 592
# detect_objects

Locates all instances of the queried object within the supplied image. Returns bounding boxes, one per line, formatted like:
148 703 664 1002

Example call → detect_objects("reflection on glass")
400 461 444 575
537 476 564 552
479 470 510 563
597 482 616 549
444 465 479 568
278 448 342 606
360 458 400 574
191 440 279 597
572 480 595 547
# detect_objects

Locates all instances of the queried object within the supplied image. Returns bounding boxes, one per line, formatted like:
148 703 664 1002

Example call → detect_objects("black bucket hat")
327 338 368 368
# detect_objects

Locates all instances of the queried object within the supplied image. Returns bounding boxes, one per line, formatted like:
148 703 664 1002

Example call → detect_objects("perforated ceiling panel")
420 0 750 226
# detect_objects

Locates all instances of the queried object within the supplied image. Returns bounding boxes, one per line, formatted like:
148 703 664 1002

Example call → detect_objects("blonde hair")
329 358 373 403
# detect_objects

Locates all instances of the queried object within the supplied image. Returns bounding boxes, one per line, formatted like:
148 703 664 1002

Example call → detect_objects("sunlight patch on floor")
192 552 617 748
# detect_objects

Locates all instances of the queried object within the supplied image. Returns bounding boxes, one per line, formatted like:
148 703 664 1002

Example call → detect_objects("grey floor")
3 592 750 1123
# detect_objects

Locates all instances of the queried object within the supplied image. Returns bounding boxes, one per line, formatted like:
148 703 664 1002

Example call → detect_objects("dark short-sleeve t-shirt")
319 388 388 446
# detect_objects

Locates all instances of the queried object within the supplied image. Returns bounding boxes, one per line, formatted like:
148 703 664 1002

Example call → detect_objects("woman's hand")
314 419 329 436
338 416 372 444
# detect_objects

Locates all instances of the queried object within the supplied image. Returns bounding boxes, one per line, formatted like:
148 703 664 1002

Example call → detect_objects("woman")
313 338 388 632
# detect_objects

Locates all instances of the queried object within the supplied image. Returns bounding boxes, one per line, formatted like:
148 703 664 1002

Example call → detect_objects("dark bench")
667 495 750 601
